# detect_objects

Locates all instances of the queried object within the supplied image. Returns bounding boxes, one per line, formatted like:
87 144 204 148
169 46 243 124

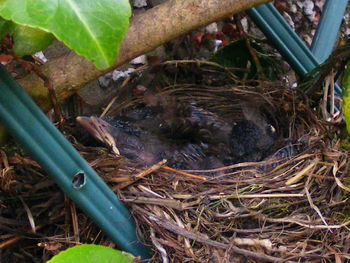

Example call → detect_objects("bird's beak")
76 116 120 155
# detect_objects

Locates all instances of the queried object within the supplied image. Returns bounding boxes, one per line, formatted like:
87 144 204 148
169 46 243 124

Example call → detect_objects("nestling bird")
76 115 225 170
77 97 278 170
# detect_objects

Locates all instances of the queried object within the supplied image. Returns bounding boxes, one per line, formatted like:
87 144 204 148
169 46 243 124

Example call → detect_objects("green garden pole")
311 0 348 63
0 65 151 260
247 1 347 94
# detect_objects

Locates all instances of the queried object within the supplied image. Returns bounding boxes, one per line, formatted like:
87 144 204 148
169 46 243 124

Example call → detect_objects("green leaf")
0 0 131 69
47 244 135 263
0 18 53 55
211 40 250 69
9 23 54 56
0 16 10 39
211 40 281 80
342 61 350 134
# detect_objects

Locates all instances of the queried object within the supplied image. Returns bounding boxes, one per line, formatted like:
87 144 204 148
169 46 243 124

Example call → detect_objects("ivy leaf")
211 40 251 69
342 61 350 134
46 244 135 263
9 23 55 56
0 18 54 56
211 40 281 80
0 16 10 39
0 0 131 69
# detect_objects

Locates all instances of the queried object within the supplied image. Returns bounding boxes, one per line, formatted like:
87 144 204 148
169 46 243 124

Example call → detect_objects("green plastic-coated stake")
247 2 346 94
0 65 150 260
311 0 348 63
247 3 318 76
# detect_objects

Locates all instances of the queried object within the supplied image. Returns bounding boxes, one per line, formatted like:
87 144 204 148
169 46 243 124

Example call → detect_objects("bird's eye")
266 124 276 135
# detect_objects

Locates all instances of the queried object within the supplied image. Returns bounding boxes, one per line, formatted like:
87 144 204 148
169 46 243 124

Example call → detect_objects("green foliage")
0 17 9 39
9 23 55 56
47 244 135 263
299 44 350 95
341 136 350 152
0 17 54 56
211 39 280 80
0 0 131 69
343 61 350 135
211 40 251 69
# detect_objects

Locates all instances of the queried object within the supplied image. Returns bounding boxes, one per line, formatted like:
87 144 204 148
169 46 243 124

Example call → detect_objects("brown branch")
17 0 272 112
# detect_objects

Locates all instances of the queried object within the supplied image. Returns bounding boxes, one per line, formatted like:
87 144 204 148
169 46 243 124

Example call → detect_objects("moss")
340 136 350 151
0 138 26 156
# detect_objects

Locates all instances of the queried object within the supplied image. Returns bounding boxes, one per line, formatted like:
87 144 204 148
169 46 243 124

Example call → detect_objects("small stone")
283 12 295 29
98 72 113 88
34 51 48 63
112 68 136 81
205 23 218 34
213 39 222 52
130 55 148 65
241 17 249 32
290 4 297 13
132 0 147 8
303 0 315 17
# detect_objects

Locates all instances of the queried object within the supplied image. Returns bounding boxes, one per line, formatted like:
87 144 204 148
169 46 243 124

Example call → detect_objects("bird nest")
87 60 350 262
1 60 350 262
